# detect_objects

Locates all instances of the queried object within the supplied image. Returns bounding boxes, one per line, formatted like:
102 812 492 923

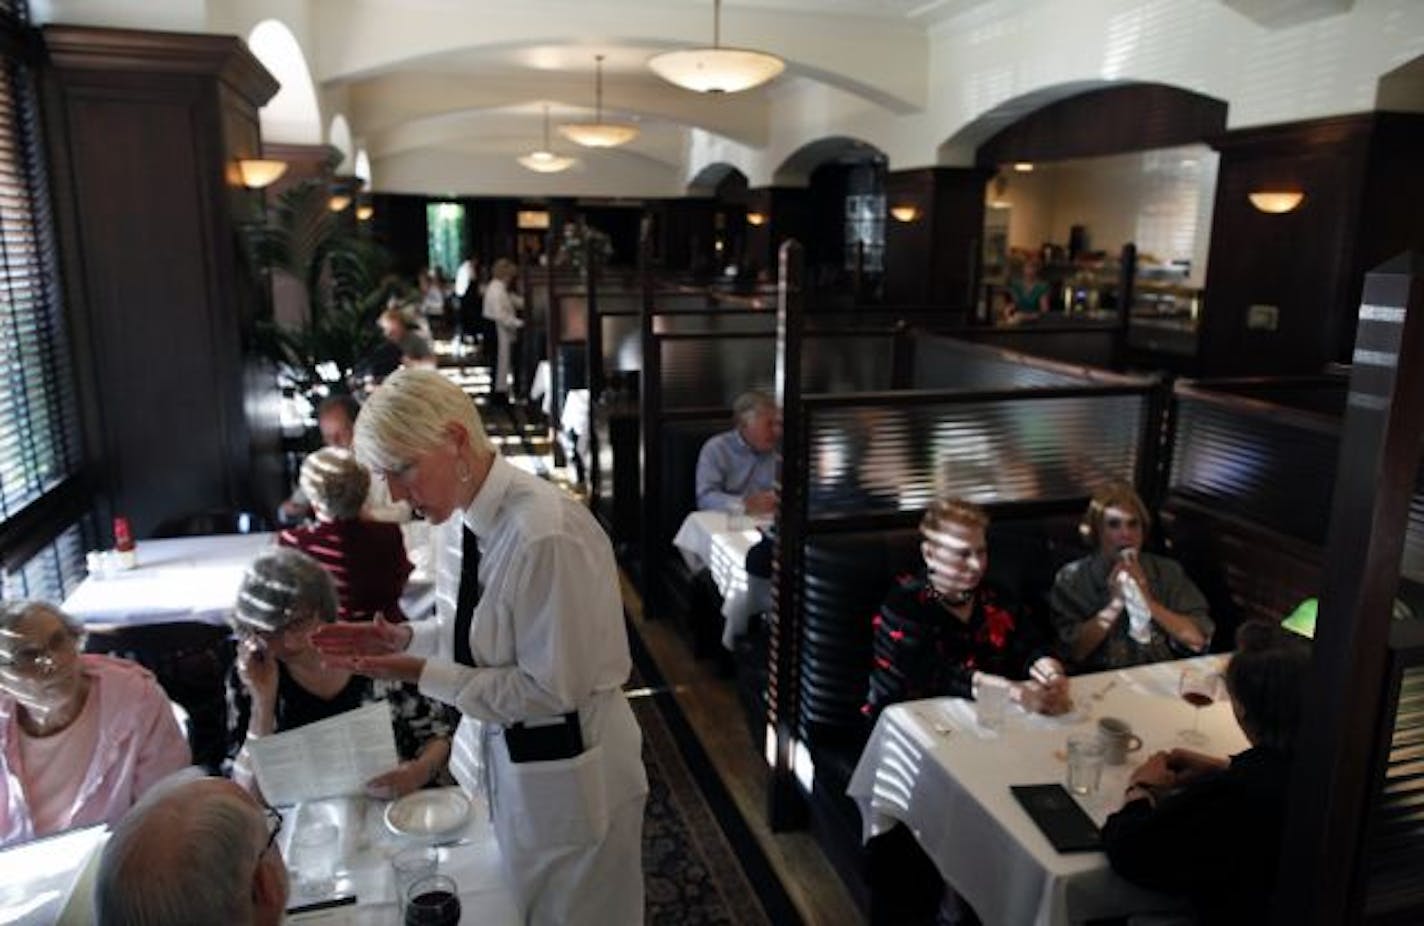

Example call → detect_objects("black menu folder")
1010 784 1102 852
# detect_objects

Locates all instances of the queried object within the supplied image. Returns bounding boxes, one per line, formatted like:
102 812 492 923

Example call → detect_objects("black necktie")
454 526 482 667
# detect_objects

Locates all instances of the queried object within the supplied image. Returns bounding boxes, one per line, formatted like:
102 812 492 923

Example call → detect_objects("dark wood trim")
1275 253 1424 924
637 249 661 611
801 382 1154 408
585 233 603 501
1172 381 1342 436
768 238 809 831
42 25 278 107
976 82 1227 167
0 473 96 572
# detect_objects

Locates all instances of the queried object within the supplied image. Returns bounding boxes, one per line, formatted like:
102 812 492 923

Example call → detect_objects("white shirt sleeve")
417 533 599 725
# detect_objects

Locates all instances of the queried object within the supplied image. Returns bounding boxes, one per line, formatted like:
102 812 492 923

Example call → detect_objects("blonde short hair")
353 367 492 475
299 447 369 521
1079 480 1151 547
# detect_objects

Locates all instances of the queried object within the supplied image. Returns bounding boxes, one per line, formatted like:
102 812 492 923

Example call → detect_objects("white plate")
384 790 472 839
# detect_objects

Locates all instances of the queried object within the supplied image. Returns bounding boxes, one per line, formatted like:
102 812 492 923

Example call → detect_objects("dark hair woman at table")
227 547 453 800
1102 621 1311 925
863 497 1071 721
278 447 413 624
1049 481 1213 672
0 600 189 846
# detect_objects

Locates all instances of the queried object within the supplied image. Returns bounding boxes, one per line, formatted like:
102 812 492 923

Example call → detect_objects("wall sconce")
745 211 766 226
890 205 920 223
328 194 352 212
356 204 374 221
1012 162 1035 173
236 158 287 189
1248 191 1305 214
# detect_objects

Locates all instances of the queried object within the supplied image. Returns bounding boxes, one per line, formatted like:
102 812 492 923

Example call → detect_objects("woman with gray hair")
0 600 189 845
277 447 413 623
227 547 453 800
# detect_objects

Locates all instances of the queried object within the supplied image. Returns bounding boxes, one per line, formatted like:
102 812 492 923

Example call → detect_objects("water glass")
291 820 339 897
1065 734 1106 796
727 499 751 531
975 676 1010 731
392 847 439 908
404 874 462 926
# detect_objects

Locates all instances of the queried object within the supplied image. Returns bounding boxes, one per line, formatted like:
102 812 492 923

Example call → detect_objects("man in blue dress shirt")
695 390 781 514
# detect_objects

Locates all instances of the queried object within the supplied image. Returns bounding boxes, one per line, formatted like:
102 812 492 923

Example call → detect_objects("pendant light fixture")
519 104 576 174
649 0 785 94
559 55 639 149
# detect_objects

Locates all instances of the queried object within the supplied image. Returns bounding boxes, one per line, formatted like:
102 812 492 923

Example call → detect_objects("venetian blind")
0 0 90 599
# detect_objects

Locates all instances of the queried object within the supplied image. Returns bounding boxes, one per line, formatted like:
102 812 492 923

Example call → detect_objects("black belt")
504 711 584 763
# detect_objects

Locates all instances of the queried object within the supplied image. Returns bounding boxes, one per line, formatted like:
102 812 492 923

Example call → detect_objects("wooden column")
1276 252 1424 923
43 25 280 537
745 186 810 285
768 239 808 830
884 167 992 312
1199 113 1424 376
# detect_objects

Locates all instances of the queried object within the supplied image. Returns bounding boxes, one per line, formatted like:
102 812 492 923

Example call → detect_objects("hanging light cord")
595 54 605 122
714 0 721 49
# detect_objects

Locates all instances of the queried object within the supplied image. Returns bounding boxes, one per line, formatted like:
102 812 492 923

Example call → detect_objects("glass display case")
1128 262 1200 357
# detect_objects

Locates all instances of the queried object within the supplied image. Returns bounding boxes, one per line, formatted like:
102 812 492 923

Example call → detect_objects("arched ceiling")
303 0 968 196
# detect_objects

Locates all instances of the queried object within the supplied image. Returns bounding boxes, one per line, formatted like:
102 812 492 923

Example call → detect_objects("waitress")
311 368 647 926
999 256 1051 323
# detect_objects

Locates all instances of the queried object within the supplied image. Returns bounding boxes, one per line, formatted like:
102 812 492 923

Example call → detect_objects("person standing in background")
482 258 524 403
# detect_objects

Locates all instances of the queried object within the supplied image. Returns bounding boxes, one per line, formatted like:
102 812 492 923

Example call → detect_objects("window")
844 193 885 273
0 1 93 601
426 201 465 278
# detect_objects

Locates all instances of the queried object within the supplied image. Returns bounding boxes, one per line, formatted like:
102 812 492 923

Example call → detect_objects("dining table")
0 787 520 925
281 787 521 924
60 531 435 629
671 510 773 649
847 654 1244 926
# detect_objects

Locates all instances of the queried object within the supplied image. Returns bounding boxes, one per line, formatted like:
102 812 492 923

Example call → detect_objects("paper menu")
249 702 400 806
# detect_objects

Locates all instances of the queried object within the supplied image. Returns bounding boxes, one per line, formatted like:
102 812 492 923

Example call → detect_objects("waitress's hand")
310 613 412 658
323 652 425 685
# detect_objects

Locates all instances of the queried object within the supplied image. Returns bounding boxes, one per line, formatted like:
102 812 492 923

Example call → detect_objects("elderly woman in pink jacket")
0 599 190 845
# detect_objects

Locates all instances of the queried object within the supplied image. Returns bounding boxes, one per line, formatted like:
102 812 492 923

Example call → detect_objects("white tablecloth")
847 655 1244 926
282 788 520 924
61 532 435 629
671 510 773 649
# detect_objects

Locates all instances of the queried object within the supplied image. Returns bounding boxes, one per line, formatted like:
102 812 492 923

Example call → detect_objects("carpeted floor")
627 623 801 926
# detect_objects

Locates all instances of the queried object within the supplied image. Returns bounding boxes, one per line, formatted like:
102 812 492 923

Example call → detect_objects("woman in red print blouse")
865 498 1071 720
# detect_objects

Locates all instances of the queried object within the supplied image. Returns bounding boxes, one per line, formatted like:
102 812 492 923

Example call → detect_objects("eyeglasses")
1103 516 1141 530
260 803 284 858
0 629 79 673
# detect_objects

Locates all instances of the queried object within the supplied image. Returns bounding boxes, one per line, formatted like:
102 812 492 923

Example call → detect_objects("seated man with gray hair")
95 774 288 926
695 390 782 515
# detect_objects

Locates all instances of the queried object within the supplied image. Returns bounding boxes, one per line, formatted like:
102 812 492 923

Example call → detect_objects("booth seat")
651 418 734 656
780 513 1083 918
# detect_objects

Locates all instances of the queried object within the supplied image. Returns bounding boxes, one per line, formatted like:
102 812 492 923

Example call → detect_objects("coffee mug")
1097 716 1143 766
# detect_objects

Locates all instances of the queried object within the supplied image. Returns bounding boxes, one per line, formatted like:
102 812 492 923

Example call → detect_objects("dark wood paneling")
370 193 429 279
1198 113 1424 376
975 82 1227 167
885 167 990 310
44 26 278 538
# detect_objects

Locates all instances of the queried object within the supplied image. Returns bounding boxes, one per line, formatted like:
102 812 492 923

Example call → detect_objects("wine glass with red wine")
1177 667 1220 745
404 874 461 926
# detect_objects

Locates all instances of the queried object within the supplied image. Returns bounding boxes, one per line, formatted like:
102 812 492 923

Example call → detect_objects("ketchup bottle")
113 516 137 569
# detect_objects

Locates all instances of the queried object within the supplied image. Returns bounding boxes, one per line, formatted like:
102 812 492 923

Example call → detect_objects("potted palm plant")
246 179 404 407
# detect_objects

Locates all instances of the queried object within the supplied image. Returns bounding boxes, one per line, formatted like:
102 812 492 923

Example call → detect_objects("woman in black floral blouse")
226 547 456 799
865 498 1072 720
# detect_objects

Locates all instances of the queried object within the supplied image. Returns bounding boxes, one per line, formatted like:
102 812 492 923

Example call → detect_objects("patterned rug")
627 622 800 926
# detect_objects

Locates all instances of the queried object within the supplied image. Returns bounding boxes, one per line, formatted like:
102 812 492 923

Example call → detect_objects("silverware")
1091 679 1118 702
